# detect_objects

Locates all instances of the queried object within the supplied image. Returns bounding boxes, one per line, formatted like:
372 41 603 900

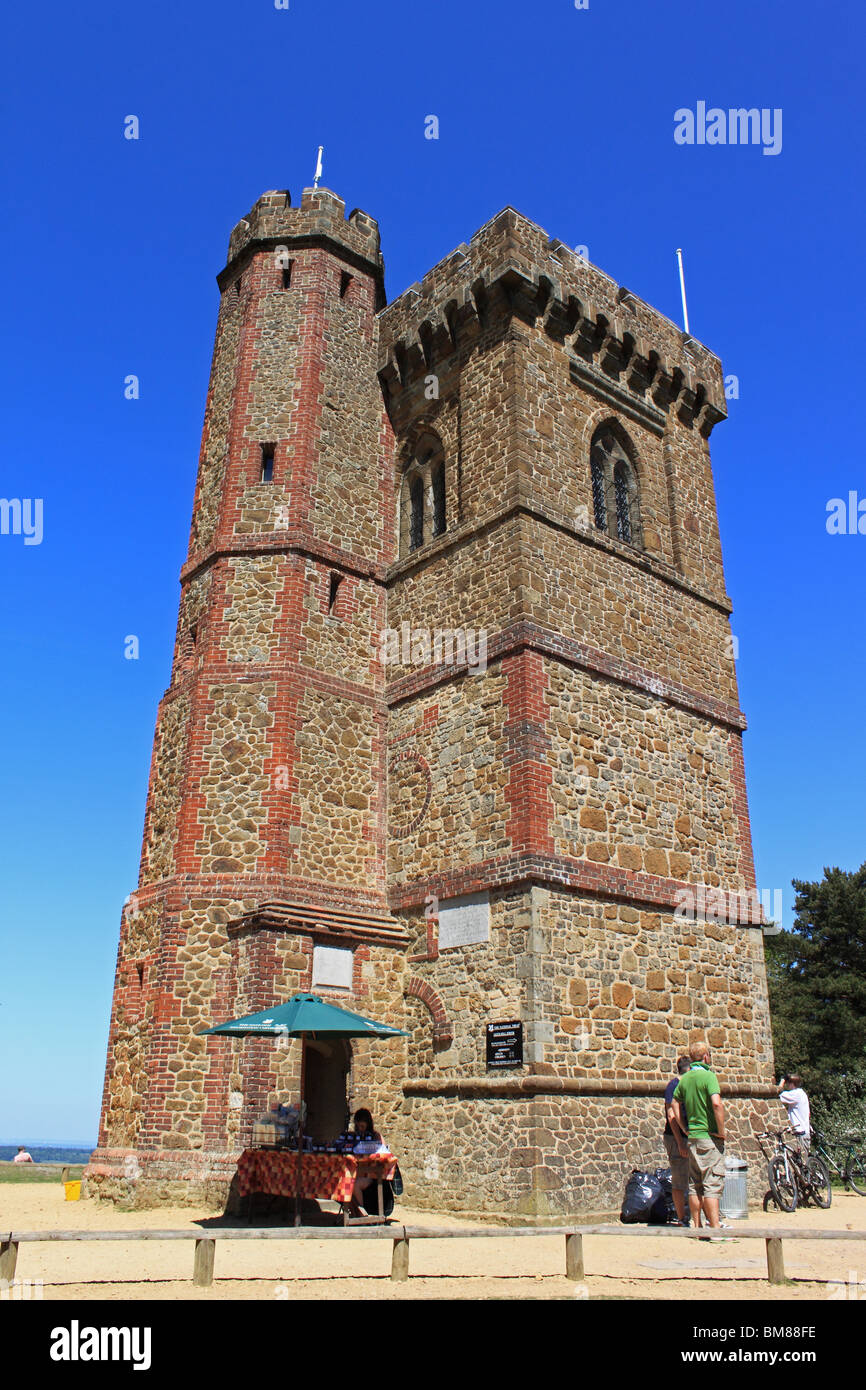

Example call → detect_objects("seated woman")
347 1108 387 1217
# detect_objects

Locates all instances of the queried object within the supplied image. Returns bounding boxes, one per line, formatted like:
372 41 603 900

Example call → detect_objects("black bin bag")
620 1169 663 1224
648 1166 678 1225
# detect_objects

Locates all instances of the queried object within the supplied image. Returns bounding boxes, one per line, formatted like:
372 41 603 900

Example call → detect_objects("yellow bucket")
64 1180 81 1201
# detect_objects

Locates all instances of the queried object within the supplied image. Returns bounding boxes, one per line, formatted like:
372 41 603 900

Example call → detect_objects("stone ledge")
403 1077 779 1099
389 854 766 922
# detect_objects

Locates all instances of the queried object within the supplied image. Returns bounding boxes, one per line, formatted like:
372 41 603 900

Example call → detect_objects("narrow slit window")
328 573 343 613
339 271 352 300
591 454 607 530
432 463 446 537
282 261 293 289
409 476 424 551
260 444 275 484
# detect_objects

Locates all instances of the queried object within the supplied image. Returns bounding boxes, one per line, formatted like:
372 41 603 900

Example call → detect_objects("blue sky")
1 0 863 1143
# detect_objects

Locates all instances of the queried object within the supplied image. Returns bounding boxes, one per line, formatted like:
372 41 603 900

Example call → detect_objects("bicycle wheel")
768 1155 798 1212
846 1151 866 1196
805 1155 832 1209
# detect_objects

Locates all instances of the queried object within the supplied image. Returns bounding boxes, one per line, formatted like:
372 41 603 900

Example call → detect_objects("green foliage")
811 1068 866 1148
765 861 866 1129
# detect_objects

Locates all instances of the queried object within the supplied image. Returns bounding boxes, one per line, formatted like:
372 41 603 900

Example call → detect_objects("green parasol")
200 993 407 1223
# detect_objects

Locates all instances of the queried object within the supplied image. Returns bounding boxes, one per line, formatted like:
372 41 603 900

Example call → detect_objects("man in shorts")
673 1040 728 1235
663 1056 691 1225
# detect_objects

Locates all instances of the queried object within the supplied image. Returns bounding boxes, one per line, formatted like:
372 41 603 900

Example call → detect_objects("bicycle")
757 1128 832 1212
811 1128 866 1195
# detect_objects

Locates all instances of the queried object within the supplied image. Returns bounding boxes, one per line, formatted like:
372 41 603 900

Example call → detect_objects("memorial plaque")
438 890 490 950
486 1020 523 1069
312 944 353 989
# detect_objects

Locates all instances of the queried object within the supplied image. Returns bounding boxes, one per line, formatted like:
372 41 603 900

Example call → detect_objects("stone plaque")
312 944 353 990
438 890 490 950
486 1021 523 1069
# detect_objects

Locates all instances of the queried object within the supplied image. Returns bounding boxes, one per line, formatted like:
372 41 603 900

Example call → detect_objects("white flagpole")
675 248 690 334
313 146 324 190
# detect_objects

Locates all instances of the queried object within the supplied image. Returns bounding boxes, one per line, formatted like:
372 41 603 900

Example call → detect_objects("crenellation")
379 206 726 431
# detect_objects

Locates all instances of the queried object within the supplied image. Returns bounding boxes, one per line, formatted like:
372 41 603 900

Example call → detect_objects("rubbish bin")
720 1154 748 1220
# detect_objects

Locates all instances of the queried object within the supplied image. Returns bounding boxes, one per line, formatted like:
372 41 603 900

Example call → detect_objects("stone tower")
88 189 776 1214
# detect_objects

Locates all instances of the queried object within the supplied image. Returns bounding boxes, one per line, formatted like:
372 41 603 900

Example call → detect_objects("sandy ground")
3 1182 866 1301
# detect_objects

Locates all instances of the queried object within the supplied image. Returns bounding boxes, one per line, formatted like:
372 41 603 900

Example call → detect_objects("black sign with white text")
486 1020 523 1069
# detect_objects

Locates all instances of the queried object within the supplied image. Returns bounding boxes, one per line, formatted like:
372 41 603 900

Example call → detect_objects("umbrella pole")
295 1036 306 1227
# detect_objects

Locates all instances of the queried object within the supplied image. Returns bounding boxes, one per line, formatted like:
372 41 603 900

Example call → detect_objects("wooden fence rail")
3 1223 865 1289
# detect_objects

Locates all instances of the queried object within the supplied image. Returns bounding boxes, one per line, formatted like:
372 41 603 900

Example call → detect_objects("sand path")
3 1183 865 1301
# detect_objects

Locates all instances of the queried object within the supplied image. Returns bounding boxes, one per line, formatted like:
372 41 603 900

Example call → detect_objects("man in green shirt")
673 1040 727 1233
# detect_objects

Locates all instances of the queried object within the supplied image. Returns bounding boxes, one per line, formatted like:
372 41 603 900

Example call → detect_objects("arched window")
400 432 448 557
588 425 642 549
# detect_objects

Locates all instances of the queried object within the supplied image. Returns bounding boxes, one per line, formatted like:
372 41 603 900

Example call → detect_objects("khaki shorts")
688 1135 726 1199
663 1132 689 1193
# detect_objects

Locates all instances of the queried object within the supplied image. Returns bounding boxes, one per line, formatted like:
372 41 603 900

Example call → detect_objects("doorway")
303 1039 351 1142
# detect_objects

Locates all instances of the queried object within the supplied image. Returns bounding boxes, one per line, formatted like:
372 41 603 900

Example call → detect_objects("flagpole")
295 1036 306 1226
675 248 690 334
313 146 323 190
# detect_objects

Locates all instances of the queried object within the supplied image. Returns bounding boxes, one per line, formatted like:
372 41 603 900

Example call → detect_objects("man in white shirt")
12 1147 34 1163
778 1073 811 1154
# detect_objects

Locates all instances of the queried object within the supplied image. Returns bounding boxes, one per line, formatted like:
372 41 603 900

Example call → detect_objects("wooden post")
0 1240 19 1282
565 1233 584 1281
765 1237 785 1285
391 1236 410 1282
61 1166 70 1184
193 1238 215 1287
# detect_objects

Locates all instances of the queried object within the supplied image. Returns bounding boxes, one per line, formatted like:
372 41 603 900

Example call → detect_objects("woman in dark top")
348 1108 385 1216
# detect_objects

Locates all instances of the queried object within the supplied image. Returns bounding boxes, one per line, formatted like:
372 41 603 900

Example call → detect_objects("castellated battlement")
378 207 727 437
220 185 383 287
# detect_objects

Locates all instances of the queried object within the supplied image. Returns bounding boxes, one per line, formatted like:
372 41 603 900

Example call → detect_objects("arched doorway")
303 1039 352 1142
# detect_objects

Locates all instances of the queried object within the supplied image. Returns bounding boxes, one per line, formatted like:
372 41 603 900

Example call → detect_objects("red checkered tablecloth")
237 1148 396 1203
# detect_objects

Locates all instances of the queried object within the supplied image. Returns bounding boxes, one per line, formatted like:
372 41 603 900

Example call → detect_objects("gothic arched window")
589 425 642 549
400 432 448 557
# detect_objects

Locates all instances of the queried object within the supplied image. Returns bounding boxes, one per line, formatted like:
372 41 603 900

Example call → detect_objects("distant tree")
765 862 866 1129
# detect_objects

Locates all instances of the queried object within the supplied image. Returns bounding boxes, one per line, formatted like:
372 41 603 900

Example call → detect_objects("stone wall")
545 664 745 886
390 1092 777 1218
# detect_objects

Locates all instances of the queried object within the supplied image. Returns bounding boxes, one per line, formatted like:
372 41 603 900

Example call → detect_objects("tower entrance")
303 1039 352 1143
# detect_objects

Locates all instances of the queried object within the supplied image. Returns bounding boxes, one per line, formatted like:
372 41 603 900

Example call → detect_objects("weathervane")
313 146 324 190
